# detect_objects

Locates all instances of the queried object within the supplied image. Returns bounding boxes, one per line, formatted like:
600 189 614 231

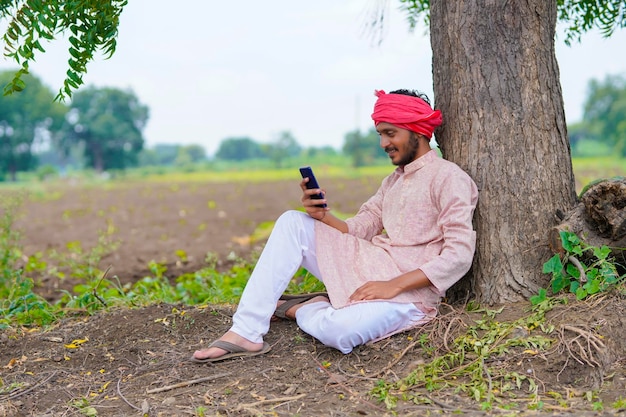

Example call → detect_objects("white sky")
2 0 626 156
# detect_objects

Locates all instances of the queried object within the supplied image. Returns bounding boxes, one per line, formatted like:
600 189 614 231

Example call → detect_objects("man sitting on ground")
191 88 478 362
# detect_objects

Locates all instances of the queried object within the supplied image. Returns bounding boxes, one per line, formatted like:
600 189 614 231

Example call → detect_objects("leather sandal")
274 292 329 320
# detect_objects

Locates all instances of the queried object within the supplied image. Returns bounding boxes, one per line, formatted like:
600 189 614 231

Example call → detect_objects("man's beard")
389 134 420 166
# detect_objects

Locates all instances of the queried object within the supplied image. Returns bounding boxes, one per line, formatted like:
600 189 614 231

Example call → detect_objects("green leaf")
552 274 568 293
592 245 611 260
69 35 81 48
560 231 579 252
565 262 581 279
6 26 19 41
66 69 82 85
543 255 563 274
13 78 25 91
586 279 602 294
603 268 618 284
69 47 81 59
530 288 547 305
32 39 46 53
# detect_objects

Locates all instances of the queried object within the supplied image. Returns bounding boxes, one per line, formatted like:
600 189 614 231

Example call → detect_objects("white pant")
231 210 424 354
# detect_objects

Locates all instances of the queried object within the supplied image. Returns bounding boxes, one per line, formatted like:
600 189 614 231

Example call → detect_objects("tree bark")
429 1 578 303
549 178 626 265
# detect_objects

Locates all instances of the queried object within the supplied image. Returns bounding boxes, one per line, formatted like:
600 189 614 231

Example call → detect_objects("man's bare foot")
192 331 264 361
275 295 329 320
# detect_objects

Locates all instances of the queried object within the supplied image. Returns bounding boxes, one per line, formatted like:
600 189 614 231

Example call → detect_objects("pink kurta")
315 150 478 321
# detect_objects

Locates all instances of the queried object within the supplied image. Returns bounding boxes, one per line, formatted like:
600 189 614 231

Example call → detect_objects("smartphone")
299 166 327 208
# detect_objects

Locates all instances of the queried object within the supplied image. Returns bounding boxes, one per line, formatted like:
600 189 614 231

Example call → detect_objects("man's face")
376 122 420 166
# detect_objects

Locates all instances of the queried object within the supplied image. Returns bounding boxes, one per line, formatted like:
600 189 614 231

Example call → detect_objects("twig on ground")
145 372 232 394
93 266 112 307
556 355 570 382
369 337 421 378
236 393 306 409
423 394 456 410
2 371 57 400
443 315 464 352
335 356 377 381
117 377 142 411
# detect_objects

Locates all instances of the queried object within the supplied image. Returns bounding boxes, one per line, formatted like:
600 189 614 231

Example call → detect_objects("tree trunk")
90 142 104 173
429 1 578 303
9 164 16 182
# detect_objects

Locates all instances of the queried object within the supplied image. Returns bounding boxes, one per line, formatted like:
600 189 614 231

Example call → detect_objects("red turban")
371 90 443 139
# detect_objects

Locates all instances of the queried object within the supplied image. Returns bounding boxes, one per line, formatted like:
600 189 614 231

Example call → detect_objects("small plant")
49 231 120 282
70 397 98 416
538 230 624 302
0 379 26 394
612 396 626 410
0 196 58 328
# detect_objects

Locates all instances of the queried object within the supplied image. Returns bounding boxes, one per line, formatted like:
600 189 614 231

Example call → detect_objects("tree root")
558 324 608 369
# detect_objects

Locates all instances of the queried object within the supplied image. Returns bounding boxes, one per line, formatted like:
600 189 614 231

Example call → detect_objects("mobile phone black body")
299 166 327 208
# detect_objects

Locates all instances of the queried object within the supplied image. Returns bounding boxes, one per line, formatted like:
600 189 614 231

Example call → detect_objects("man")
191 89 478 362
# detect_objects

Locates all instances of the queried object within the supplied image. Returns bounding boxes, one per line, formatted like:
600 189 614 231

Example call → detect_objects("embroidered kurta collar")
395 149 438 175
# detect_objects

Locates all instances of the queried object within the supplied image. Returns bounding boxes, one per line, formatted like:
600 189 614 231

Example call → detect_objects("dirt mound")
1 295 625 416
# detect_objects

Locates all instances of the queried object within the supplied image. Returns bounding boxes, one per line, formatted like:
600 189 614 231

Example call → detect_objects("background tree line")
568 74 626 157
0 70 148 181
1 69 624 181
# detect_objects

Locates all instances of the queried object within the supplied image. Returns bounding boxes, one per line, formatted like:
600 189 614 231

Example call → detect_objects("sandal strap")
208 340 247 353
274 292 328 319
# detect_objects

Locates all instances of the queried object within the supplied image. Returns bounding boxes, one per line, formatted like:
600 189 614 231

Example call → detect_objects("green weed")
0 196 58 328
195 406 208 417
534 230 625 304
612 396 626 409
70 397 98 416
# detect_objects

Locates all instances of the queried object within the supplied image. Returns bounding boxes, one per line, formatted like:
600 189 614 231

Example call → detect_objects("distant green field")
1 155 623 192
572 156 625 192
128 164 392 184
129 156 624 195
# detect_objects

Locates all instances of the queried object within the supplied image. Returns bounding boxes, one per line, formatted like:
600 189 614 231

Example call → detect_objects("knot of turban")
371 90 443 139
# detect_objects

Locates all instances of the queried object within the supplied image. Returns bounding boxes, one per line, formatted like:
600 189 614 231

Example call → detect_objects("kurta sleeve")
418 168 478 295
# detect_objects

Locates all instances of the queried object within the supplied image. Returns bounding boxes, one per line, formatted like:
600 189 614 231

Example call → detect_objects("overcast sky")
2 0 626 156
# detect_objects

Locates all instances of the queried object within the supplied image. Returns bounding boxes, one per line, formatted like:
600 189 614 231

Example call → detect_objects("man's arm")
348 268 432 301
317 211 348 233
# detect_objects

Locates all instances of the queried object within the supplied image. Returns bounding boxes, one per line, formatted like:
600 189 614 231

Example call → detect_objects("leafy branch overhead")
1 0 127 100
397 0 626 44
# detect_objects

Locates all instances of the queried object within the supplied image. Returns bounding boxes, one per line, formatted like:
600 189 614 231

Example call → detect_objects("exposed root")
558 324 607 369
363 305 468 379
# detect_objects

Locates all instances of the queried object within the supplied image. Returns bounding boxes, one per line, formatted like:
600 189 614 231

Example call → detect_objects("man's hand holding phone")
299 166 328 220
